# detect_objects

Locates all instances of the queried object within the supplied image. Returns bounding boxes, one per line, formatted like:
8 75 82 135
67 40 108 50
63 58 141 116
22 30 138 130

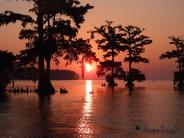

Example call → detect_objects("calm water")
0 80 184 138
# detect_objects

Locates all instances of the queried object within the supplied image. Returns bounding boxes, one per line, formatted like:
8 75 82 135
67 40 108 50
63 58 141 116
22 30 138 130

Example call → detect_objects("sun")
85 63 93 72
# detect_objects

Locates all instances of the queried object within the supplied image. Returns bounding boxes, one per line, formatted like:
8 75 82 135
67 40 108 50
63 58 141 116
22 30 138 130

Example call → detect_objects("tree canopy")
0 0 93 94
90 21 126 86
121 25 152 86
160 36 184 88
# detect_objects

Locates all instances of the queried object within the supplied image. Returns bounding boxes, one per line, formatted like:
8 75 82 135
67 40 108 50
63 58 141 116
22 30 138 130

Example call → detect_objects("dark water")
0 80 184 138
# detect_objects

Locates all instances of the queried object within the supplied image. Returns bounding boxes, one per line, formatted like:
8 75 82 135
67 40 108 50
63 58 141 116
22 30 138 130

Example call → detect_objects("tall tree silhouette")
0 0 93 94
0 51 15 92
60 38 98 79
160 36 184 88
76 39 98 79
121 25 152 87
90 21 126 86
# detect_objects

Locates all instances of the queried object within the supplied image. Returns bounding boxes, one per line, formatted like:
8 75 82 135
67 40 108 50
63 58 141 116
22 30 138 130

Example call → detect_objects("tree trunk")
38 54 45 92
46 58 51 80
176 46 183 89
108 48 116 87
43 15 55 94
81 61 85 79
37 7 46 93
126 50 134 87
37 3 55 94
45 57 55 94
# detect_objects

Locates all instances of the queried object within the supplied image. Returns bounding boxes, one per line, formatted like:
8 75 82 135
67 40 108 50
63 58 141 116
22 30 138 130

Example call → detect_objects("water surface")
0 80 184 138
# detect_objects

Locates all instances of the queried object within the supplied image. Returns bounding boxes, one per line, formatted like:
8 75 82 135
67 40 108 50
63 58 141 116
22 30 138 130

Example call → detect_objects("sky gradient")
0 0 184 80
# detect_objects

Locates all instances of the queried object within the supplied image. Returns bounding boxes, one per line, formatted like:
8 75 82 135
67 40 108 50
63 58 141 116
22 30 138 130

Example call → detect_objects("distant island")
50 70 79 80
13 69 79 80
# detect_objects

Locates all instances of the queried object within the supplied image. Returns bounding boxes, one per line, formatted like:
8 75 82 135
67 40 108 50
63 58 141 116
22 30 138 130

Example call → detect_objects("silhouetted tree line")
90 21 152 87
0 1 183 93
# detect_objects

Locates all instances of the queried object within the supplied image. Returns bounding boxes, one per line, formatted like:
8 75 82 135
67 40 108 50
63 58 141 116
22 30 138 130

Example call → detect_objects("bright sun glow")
85 63 93 72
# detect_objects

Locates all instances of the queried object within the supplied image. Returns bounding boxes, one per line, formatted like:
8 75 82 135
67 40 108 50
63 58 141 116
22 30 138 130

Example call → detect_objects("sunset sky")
0 0 184 80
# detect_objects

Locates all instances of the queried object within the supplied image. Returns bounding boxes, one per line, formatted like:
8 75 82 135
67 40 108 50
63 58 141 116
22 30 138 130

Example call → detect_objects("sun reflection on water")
77 80 94 137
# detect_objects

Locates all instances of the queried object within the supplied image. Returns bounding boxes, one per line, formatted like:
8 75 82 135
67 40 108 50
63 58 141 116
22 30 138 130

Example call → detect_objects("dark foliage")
0 51 15 92
121 25 152 86
70 39 99 79
160 36 184 88
90 21 126 86
0 0 93 94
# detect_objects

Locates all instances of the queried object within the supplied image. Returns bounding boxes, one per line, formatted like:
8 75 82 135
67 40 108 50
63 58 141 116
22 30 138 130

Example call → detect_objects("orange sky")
0 0 184 80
